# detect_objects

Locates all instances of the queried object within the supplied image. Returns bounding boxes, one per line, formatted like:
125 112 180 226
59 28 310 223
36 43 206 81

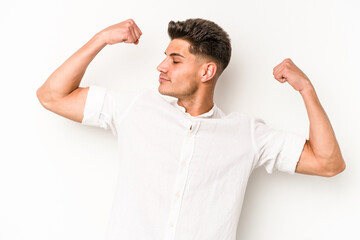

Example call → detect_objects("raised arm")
36 19 142 123
273 58 345 177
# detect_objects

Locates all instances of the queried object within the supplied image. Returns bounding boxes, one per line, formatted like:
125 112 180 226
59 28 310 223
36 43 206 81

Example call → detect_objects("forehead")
165 39 192 56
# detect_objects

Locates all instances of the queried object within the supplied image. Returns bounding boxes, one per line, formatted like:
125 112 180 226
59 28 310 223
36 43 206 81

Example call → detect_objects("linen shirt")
81 85 307 240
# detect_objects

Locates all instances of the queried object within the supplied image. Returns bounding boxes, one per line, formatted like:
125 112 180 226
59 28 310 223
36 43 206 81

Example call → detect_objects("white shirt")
81 85 306 240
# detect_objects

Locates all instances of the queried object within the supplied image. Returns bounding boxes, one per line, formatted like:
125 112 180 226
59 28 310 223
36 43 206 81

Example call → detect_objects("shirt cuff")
81 85 107 127
277 132 307 175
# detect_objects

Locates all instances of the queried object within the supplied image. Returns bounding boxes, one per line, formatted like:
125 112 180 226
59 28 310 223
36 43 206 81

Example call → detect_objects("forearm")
38 32 107 102
300 81 345 171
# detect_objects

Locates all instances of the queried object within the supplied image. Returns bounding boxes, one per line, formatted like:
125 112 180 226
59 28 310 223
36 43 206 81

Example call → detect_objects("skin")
157 39 218 117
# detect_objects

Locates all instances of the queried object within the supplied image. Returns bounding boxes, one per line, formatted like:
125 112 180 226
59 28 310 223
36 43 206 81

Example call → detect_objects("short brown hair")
167 18 231 74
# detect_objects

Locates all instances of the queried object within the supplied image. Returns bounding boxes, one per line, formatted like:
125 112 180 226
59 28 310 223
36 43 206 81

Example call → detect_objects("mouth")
159 77 170 82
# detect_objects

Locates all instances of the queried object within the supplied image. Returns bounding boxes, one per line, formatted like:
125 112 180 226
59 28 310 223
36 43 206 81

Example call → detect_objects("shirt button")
170 222 174 228
175 192 180 198
181 161 186 167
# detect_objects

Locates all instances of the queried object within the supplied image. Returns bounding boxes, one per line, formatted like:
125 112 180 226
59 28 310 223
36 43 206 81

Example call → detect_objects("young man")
37 18 345 240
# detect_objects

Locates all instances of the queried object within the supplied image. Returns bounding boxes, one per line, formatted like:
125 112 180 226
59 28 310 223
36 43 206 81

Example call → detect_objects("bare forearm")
300 81 345 171
38 32 107 101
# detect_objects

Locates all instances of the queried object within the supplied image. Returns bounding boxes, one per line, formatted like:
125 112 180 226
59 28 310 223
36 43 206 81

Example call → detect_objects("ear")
200 62 217 83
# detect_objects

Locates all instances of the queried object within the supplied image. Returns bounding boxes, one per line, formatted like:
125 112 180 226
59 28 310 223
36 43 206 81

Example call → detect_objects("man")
37 18 345 240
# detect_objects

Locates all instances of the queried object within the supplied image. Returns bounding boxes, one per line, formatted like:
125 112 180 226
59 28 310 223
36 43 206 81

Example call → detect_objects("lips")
159 75 170 82
159 77 170 83
160 76 169 80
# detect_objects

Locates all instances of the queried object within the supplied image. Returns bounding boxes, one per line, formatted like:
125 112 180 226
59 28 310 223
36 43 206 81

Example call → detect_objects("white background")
1 0 359 239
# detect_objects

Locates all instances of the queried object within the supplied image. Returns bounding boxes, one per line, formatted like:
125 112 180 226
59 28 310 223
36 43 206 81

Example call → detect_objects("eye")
173 61 180 64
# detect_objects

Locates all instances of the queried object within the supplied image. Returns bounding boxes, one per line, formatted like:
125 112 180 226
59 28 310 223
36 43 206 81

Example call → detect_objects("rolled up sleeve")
251 117 307 175
81 85 107 127
82 85 147 137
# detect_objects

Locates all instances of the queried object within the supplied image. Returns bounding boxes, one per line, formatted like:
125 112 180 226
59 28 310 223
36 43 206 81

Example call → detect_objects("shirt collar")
170 99 216 118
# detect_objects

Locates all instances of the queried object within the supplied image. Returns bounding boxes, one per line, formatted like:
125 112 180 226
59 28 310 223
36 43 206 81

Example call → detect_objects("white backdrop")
1 0 359 239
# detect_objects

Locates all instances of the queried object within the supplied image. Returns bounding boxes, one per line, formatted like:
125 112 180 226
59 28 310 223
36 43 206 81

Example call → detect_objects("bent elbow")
36 87 54 110
327 161 346 177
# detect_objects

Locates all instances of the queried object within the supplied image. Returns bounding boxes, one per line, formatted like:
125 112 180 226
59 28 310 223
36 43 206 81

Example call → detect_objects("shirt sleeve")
251 117 307 175
81 85 145 137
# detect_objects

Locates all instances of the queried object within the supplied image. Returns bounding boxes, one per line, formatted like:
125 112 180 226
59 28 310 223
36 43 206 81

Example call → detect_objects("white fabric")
81 85 307 240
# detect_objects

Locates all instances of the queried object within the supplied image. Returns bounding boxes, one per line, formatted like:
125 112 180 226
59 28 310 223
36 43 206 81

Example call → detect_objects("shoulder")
222 110 256 122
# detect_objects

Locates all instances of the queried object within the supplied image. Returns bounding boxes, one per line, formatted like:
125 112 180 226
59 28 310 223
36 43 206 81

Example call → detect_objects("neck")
177 92 214 117
176 82 216 117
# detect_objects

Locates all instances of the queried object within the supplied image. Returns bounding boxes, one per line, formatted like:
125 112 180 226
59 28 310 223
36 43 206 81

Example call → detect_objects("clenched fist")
273 58 313 93
98 18 142 45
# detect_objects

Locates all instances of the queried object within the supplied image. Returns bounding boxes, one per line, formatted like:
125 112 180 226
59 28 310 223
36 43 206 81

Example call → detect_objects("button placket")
163 120 200 240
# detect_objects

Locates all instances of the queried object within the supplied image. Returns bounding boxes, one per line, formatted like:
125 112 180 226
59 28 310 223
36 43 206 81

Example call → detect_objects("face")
157 39 205 98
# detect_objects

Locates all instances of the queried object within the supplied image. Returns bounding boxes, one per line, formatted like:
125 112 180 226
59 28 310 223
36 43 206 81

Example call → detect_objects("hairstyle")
167 18 231 75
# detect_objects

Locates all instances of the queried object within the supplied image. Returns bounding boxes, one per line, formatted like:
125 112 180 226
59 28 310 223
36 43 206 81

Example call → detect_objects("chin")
158 86 176 98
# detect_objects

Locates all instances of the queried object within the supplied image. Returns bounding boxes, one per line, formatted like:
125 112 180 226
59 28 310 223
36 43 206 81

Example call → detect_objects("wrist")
299 79 315 96
93 31 108 46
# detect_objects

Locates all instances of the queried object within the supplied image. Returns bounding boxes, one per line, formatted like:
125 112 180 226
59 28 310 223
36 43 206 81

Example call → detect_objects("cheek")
171 64 199 83
180 66 198 79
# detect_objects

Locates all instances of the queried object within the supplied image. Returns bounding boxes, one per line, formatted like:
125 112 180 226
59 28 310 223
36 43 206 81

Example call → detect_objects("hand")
98 18 142 45
273 58 312 93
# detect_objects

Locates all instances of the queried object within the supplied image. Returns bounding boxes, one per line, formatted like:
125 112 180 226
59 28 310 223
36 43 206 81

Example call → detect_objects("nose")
157 58 168 73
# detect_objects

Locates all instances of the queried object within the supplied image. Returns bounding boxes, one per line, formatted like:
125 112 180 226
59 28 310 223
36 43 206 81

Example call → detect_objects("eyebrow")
164 51 185 58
